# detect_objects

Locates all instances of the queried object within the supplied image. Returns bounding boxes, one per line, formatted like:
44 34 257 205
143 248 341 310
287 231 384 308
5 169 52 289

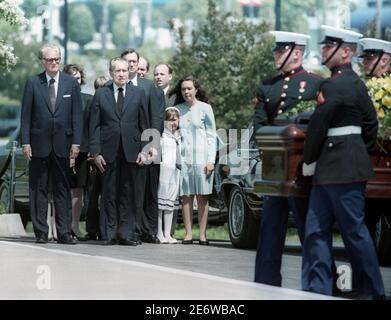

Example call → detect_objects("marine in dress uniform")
359 38 391 78
254 31 323 286
359 38 391 243
301 25 385 299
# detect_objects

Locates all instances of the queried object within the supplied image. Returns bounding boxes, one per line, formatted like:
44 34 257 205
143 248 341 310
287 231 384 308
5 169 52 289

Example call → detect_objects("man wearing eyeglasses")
21 44 83 245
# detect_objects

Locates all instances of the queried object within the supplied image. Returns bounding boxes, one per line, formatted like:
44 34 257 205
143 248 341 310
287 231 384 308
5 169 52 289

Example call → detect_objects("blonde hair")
94 76 109 90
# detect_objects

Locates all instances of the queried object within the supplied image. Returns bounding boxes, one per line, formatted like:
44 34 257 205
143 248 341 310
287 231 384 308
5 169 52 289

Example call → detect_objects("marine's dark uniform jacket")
253 66 323 132
303 63 378 184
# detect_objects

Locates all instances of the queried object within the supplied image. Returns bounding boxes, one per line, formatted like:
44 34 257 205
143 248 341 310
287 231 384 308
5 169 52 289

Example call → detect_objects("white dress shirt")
113 82 126 103
129 75 138 86
45 72 60 96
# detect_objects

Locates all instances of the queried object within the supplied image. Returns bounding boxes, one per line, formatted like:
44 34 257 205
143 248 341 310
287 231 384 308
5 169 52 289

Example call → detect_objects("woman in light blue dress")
170 76 217 245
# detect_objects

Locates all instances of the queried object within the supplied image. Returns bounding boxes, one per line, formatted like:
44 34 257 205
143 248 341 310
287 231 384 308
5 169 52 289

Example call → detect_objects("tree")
69 4 95 52
112 12 130 49
0 22 42 102
169 0 275 130
0 0 28 72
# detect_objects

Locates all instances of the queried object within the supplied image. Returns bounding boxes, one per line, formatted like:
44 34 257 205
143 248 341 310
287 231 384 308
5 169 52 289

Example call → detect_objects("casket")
254 124 391 199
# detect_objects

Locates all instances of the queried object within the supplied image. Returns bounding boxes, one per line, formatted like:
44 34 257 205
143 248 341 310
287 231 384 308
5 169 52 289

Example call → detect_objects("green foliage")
111 12 130 49
287 100 317 117
0 22 42 102
69 4 95 51
138 41 174 80
0 202 6 215
169 0 275 130
20 0 48 19
164 0 209 27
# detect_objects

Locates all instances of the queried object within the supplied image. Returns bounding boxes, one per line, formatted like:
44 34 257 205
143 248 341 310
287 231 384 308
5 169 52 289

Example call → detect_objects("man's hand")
204 163 214 176
94 155 106 173
70 145 80 159
136 152 147 166
23 145 32 161
148 147 158 162
70 158 75 168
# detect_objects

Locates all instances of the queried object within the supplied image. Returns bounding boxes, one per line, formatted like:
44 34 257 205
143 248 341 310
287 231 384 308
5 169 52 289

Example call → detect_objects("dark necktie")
117 87 124 114
49 78 56 111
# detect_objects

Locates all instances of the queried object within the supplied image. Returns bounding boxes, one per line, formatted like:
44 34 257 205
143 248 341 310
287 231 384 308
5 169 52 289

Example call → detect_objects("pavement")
1 236 390 300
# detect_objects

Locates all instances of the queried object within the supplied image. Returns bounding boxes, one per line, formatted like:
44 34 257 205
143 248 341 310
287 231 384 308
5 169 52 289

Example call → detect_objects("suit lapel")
39 72 53 113
123 83 134 115
105 84 120 119
55 72 67 111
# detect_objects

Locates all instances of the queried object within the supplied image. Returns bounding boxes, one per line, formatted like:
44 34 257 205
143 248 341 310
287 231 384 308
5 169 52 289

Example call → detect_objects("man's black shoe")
36 233 48 244
57 233 77 245
118 238 138 246
85 233 98 240
102 239 117 246
71 230 88 241
142 235 160 244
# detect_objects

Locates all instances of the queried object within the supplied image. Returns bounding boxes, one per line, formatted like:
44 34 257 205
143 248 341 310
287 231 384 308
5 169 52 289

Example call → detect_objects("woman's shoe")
199 240 210 246
167 237 178 244
182 239 193 245
71 230 88 241
157 235 168 244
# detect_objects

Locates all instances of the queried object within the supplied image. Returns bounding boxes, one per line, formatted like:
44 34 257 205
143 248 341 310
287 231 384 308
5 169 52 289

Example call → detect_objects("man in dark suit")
301 26 385 299
21 44 83 245
154 63 176 108
121 49 165 244
253 31 324 286
89 57 149 246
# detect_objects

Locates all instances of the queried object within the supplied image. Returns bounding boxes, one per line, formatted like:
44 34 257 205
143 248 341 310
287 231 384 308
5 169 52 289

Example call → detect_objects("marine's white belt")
327 126 362 136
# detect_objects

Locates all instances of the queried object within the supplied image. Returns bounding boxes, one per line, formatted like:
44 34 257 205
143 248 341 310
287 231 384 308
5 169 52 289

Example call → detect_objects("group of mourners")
20 23 390 300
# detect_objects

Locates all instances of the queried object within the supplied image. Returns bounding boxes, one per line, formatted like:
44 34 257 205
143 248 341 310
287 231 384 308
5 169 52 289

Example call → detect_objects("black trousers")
29 153 72 237
85 163 104 238
136 164 160 238
100 147 141 241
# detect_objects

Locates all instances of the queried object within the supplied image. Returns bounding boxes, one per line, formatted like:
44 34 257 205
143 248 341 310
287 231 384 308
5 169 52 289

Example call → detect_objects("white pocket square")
63 94 71 98
302 162 316 176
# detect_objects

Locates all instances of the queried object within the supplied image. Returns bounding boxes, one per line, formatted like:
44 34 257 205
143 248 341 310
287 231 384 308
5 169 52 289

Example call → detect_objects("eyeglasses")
42 57 61 63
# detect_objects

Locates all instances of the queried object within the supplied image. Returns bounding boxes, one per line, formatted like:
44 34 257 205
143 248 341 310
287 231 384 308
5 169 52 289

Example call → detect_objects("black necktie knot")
49 78 55 85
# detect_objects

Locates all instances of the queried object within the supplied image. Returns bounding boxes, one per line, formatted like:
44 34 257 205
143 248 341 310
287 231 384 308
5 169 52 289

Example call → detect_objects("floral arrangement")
366 76 391 140
0 0 28 72
287 100 317 117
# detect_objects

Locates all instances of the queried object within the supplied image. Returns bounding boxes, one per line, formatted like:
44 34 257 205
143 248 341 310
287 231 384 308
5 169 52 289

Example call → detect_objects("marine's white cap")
269 31 310 51
319 25 362 45
359 38 391 56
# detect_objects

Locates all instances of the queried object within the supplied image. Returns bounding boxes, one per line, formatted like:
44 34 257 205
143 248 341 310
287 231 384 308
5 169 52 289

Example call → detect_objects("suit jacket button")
328 142 333 148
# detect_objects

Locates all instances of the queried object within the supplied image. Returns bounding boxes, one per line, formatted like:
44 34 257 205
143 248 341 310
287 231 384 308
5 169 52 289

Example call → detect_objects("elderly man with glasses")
21 44 83 245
